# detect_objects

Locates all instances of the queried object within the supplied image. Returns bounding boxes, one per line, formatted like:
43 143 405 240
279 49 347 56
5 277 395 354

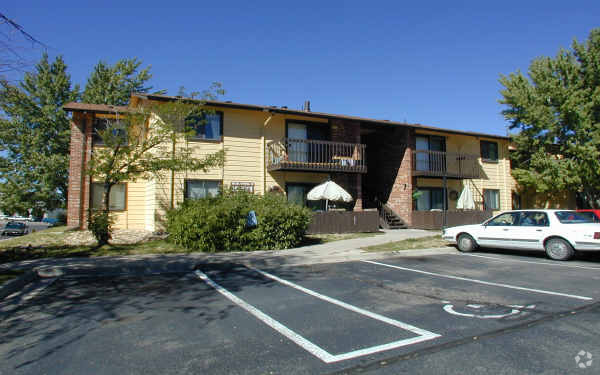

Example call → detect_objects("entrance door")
288 123 308 162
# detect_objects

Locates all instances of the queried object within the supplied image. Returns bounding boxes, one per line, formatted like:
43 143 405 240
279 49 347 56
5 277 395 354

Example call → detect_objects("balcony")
412 150 480 179
267 138 367 173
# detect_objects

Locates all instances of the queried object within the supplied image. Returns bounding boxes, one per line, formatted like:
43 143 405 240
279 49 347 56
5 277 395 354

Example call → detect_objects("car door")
509 211 550 250
477 212 519 248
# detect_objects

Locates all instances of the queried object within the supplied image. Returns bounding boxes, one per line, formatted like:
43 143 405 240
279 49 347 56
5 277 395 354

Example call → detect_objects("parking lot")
2 251 600 374
0 220 51 240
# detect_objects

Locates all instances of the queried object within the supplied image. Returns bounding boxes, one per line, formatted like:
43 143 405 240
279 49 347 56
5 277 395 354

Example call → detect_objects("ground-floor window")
484 189 500 210
184 180 221 199
415 187 446 211
286 183 325 211
90 183 127 210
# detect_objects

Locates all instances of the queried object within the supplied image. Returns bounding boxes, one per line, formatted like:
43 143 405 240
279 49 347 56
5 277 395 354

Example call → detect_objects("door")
477 212 519 248
416 136 430 171
510 211 550 250
288 123 308 162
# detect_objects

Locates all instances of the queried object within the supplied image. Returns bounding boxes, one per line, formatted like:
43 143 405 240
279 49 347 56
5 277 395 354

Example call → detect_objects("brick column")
66 112 93 229
386 128 415 226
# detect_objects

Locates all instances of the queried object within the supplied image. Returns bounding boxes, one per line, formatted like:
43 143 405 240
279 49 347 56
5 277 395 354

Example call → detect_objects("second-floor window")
186 111 223 141
415 135 446 172
93 118 128 146
480 140 498 162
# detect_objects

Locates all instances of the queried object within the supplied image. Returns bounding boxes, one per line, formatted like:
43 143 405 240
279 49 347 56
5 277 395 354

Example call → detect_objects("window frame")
183 179 222 200
480 140 499 163
90 182 127 211
414 187 447 211
92 118 128 146
186 110 224 142
483 189 500 210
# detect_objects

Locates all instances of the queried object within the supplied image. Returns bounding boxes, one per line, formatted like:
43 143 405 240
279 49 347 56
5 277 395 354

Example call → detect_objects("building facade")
65 94 517 231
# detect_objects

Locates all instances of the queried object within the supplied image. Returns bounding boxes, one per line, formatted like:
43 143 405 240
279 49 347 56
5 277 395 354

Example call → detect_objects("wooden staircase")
375 198 407 229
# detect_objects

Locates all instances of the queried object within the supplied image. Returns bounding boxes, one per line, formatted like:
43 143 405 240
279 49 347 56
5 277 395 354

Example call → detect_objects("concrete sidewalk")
0 229 454 277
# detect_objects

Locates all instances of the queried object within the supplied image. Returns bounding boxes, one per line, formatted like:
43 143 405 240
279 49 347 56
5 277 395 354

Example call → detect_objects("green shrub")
166 190 312 252
88 211 114 246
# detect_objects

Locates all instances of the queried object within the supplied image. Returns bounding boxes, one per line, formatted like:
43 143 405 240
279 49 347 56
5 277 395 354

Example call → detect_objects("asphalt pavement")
1 251 599 374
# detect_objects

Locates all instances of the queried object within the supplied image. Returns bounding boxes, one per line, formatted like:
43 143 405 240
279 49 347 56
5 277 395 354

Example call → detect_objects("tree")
87 94 225 245
82 58 153 106
0 53 80 215
499 28 600 207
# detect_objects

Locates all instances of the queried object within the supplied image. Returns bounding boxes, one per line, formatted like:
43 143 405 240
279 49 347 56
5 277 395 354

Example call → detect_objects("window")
483 189 500 210
555 211 596 224
415 135 446 172
486 212 518 226
286 121 329 163
186 111 223 141
184 180 221 199
512 192 521 210
516 211 549 227
286 183 325 211
480 141 498 162
92 118 128 146
415 187 446 211
90 183 126 210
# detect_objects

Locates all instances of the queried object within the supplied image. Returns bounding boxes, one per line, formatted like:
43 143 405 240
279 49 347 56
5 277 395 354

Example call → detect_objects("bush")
166 190 312 252
88 211 114 246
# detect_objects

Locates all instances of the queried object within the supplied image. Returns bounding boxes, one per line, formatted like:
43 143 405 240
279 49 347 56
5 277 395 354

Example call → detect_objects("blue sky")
4 1 599 136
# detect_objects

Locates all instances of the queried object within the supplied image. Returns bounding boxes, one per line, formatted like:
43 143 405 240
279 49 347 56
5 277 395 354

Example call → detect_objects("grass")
0 227 384 264
300 231 383 246
0 269 25 285
362 235 452 252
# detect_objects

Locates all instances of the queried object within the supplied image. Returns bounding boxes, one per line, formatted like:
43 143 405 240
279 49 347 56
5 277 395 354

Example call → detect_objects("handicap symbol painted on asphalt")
441 301 536 319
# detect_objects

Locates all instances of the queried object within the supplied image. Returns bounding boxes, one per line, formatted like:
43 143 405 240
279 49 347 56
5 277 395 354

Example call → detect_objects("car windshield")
5 222 24 229
554 211 596 224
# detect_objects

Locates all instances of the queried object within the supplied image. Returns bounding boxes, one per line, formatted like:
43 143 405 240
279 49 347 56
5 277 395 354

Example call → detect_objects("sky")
4 0 600 136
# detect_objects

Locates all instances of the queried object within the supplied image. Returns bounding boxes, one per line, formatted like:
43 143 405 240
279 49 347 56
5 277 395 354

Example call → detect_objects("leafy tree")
500 28 600 207
87 94 225 245
82 58 153 106
0 53 79 215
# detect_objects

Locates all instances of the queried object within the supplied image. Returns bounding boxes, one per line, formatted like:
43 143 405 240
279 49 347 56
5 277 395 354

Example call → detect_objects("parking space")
1 253 599 374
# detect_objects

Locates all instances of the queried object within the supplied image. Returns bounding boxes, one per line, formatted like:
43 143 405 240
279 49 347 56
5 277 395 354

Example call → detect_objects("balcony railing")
267 138 367 173
412 150 480 179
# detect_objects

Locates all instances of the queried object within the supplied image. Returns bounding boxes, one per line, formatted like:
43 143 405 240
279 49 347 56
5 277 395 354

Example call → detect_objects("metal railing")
412 150 480 178
267 138 367 173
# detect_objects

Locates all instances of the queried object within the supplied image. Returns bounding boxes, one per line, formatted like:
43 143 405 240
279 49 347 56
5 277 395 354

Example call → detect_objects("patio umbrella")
307 180 353 211
456 184 475 210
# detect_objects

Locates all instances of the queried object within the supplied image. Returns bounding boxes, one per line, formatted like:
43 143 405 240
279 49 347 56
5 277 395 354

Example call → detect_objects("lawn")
0 227 383 264
361 235 452 252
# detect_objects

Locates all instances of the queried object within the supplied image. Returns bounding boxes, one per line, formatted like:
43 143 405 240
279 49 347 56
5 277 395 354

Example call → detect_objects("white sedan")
443 209 600 261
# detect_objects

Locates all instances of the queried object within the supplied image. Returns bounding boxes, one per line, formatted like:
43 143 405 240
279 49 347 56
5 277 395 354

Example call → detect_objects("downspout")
170 137 176 209
262 113 274 195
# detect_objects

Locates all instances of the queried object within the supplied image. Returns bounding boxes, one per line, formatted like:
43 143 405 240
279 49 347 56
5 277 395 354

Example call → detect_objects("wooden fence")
306 209 379 234
411 210 494 230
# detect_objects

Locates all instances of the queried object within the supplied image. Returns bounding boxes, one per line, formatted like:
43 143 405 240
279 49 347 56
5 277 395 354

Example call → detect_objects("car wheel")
545 238 574 261
457 233 477 252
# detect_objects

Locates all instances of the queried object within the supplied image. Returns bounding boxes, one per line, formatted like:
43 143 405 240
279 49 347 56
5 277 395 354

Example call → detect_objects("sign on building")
231 182 255 193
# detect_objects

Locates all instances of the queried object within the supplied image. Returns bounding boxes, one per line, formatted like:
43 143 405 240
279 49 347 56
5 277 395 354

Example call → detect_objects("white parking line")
362 260 593 301
460 253 600 271
195 269 440 363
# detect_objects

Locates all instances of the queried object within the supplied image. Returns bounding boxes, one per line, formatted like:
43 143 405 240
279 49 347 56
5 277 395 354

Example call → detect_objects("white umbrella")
307 180 353 211
456 184 475 210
